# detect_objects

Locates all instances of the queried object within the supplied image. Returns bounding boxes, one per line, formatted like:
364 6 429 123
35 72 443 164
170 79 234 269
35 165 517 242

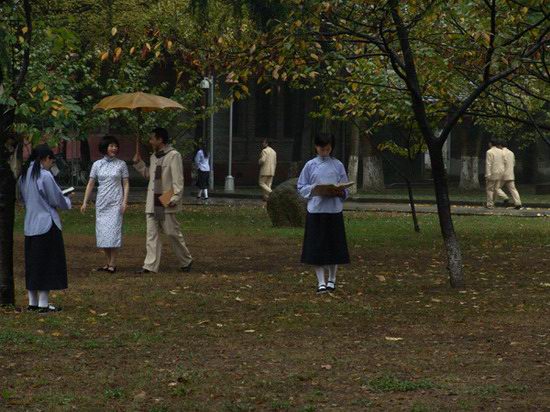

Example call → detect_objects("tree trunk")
428 144 465 288
347 123 359 194
361 132 384 191
0 154 16 305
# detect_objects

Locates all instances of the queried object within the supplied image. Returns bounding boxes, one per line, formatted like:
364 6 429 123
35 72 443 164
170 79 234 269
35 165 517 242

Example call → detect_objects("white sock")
315 266 326 287
28 290 38 306
38 290 49 308
197 189 203 198
328 265 337 284
204 189 208 199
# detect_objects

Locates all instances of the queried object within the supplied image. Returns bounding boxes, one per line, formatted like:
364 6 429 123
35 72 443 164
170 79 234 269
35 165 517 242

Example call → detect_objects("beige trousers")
143 213 192 273
259 175 274 200
496 180 522 206
486 179 500 208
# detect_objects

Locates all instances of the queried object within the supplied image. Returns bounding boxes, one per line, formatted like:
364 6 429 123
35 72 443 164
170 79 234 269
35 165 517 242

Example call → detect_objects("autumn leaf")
111 27 117 36
100 51 109 61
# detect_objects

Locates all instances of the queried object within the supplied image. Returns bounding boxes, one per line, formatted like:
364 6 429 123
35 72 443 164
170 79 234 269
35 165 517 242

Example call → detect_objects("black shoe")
106 266 117 274
317 284 327 294
180 261 193 272
38 305 62 313
326 281 336 292
27 305 39 311
502 199 510 207
96 265 109 272
135 268 152 274
515 205 522 210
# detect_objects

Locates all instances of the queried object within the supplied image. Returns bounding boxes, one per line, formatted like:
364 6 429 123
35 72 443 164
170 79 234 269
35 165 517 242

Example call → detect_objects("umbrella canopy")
93 92 184 112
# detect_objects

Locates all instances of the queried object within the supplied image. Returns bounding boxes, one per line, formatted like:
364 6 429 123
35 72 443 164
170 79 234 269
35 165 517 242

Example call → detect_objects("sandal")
106 266 117 273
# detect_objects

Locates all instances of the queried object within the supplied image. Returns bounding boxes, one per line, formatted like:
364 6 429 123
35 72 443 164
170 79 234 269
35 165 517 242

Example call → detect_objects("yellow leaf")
130 47 136 55
22 26 28 34
114 47 122 61
249 44 256 54
310 53 319 61
155 51 161 58
145 43 151 51
111 27 117 36
100 51 109 61
176 71 183 83
31 86 37 92
265 88 272 95
18 36 24 43
42 94 49 102
51 110 58 117
166 40 173 49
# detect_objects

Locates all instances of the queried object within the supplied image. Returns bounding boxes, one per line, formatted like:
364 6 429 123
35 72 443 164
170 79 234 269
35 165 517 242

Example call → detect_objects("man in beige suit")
485 139 505 209
258 138 277 201
496 142 522 209
133 127 193 273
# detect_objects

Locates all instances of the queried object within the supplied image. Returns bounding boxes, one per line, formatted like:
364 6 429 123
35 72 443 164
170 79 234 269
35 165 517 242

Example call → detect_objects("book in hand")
62 187 75 196
311 182 355 196
158 190 175 207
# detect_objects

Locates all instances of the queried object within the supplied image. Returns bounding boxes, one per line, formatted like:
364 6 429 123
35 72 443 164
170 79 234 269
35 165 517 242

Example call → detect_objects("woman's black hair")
98 135 120 155
314 132 334 148
20 144 55 182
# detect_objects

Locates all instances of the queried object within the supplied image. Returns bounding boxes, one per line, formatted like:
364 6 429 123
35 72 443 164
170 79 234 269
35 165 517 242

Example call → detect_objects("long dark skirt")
301 212 350 265
25 224 68 290
196 170 210 189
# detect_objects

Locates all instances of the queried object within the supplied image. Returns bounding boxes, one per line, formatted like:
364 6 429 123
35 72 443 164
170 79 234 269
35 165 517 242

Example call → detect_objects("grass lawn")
1 205 549 411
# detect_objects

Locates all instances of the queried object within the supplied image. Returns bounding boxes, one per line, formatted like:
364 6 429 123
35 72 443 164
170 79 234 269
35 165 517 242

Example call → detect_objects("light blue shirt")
19 162 72 236
297 156 349 213
194 150 210 172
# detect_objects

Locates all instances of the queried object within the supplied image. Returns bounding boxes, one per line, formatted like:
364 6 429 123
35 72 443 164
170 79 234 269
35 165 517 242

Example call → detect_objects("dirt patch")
2 222 549 411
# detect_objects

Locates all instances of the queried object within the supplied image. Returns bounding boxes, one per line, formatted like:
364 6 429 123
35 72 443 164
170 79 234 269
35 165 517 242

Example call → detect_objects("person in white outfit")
495 141 522 209
485 139 505 209
258 138 277 201
194 144 210 200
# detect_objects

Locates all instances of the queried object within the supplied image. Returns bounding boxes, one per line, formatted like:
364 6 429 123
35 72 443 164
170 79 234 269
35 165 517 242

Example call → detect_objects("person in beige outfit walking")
496 141 522 209
132 127 193 274
485 139 505 209
258 138 277 201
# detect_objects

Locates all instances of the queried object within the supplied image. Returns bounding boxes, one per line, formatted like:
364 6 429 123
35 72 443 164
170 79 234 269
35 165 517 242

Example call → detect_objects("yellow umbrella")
93 91 184 112
93 92 184 155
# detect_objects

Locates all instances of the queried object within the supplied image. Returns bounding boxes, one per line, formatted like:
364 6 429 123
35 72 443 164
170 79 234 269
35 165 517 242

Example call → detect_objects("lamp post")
224 97 235 192
200 76 215 190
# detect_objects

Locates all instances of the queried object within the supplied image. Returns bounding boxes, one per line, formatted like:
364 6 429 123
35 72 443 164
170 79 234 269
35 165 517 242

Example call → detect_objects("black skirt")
25 224 68 290
301 212 350 265
196 170 210 189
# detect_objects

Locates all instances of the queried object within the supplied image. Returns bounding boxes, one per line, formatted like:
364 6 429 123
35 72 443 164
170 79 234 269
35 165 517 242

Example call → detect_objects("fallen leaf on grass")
431 298 442 303
321 364 332 370
385 336 403 341
98 312 108 317
540 283 550 287
235 297 243 302
51 331 62 337
376 275 386 282
244 329 255 333
134 391 146 401
197 320 209 325
169 290 178 295
168 382 178 387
